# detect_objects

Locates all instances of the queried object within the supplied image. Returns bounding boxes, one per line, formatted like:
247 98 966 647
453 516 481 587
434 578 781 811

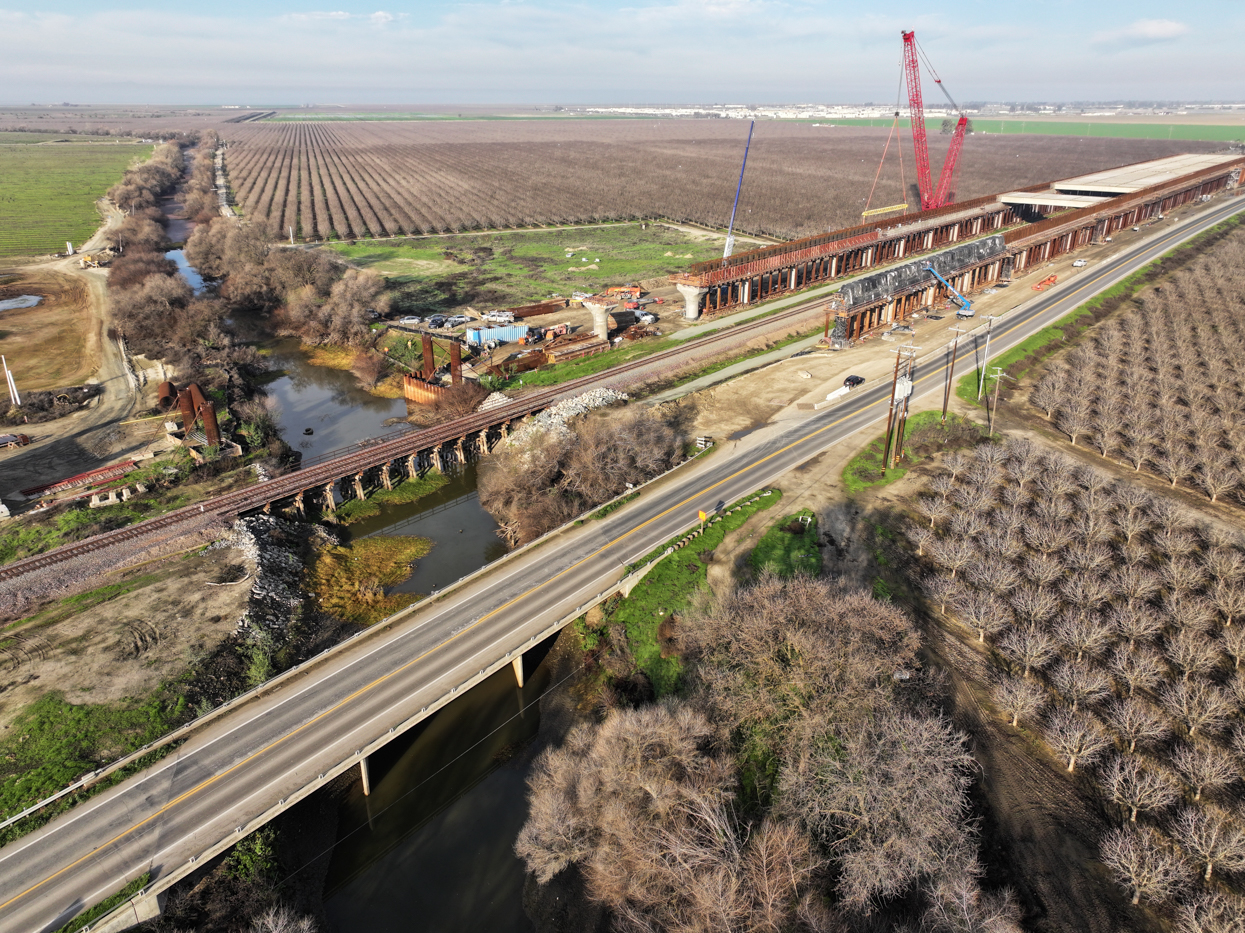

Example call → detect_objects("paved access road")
1 194 1242 933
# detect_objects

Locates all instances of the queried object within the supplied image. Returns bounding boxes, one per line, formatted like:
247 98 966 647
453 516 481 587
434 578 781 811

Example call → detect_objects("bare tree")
1221 625 1245 670
1170 805 1245 881
1050 661 1112 713
955 590 1011 643
1031 375 1064 418
918 495 953 529
1175 892 1245 933
924 574 963 615
1057 405 1094 447
1206 548 1245 586
1103 697 1171 754
1022 553 1066 591
1165 630 1222 682
1009 585 1060 628
1198 460 1238 503
1212 580 1245 627
1099 826 1188 906
1053 614 1115 663
999 626 1058 679
1109 645 1169 698
250 906 318 933
1161 680 1233 737
993 676 1047 728
1154 448 1196 489
1108 602 1166 648
1102 756 1179 823
1171 743 1238 802
932 536 976 580
1044 709 1111 772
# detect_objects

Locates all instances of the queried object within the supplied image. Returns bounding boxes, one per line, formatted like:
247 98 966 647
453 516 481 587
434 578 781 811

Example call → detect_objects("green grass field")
0 142 151 258
811 117 1245 142
329 223 722 308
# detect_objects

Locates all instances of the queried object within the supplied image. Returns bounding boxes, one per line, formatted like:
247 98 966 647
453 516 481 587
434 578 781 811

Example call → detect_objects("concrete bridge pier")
676 283 709 321
359 755 372 796
511 653 525 688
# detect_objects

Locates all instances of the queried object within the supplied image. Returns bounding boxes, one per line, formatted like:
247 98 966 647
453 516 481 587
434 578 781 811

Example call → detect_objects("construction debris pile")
508 388 628 446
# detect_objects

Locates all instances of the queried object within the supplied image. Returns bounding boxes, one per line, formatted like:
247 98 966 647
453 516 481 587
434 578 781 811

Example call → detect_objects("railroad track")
0 300 821 585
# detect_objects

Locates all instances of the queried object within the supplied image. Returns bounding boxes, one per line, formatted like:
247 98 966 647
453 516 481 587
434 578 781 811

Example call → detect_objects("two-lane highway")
2 194 1242 933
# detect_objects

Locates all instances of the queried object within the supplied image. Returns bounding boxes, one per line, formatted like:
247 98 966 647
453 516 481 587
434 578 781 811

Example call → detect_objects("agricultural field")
219 120 1218 242
1032 225 1245 507
329 223 724 309
0 141 151 259
910 437 1245 926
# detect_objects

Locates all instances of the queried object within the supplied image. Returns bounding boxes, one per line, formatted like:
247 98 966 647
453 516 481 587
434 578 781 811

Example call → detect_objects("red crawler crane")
902 29 969 211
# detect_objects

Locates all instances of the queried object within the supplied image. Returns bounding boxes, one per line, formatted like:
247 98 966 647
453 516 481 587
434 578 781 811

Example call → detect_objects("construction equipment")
724 120 754 259
924 265 974 318
1031 274 1058 291
902 30 969 211
78 254 107 268
605 285 642 299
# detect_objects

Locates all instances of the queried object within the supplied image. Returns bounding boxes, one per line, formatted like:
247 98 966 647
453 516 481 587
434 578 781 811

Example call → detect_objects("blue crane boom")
924 265 974 318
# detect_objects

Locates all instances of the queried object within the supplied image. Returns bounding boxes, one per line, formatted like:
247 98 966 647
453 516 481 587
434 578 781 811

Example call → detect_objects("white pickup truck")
483 310 515 324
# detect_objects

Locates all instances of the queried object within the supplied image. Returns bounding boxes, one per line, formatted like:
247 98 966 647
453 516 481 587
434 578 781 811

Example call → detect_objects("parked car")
399 316 421 325
844 375 865 389
483 310 514 324
638 311 658 324
428 315 448 328
446 314 470 327
1072 260 1088 267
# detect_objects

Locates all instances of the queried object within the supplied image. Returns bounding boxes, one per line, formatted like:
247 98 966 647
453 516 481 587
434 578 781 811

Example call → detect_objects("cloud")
1093 18 1190 47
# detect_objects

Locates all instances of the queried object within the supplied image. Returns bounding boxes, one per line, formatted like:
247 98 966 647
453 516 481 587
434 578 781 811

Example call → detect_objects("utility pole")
942 325 965 423
987 366 1012 434
882 344 919 468
976 315 1000 400
893 348 918 468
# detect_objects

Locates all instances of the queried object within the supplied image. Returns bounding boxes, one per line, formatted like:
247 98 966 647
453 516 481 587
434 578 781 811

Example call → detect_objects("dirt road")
1 200 141 500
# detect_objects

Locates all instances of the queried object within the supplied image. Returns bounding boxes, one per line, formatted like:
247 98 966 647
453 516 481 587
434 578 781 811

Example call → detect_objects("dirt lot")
0 270 94 392
0 546 253 731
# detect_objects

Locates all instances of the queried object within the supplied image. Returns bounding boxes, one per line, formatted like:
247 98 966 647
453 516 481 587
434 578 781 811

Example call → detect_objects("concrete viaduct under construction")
672 152 1244 339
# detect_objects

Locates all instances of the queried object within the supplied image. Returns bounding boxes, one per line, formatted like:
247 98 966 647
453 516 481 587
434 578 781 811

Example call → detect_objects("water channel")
178 241 540 932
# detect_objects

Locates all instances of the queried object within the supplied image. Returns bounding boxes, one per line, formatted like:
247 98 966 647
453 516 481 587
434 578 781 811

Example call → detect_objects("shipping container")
465 324 530 345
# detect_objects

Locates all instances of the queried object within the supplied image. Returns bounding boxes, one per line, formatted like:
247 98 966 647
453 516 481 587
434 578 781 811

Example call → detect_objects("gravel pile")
212 515 335 634
477 391 513 413
508 388 628 446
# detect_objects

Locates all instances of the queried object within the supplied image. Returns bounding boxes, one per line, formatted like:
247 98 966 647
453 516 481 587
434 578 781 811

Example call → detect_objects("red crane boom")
901 30 968 211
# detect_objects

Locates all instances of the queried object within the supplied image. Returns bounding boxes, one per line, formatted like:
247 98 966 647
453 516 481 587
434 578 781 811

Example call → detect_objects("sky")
1 1 1241 105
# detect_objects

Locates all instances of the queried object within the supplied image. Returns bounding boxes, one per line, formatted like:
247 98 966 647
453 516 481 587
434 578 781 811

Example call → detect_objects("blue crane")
924 265 974 318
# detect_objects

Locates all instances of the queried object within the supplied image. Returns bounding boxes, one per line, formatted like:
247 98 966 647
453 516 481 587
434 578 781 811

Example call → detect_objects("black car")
427 315 448 328
844 375 865 389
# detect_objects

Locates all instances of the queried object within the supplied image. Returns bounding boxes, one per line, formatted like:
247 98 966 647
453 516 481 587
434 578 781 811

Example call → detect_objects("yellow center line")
4 201 1235 917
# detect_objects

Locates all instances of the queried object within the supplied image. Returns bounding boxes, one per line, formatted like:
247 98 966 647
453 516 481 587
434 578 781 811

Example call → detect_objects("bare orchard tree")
924 574 962 615
993 676 1047 728
1108 602 1165 648
1053 614 1114 663
1044 709 1111 773
1099 826 1189 906
1221 625 1245 670
1161 680 1233 738
1103 697 1171 754
920 871 1024 933
1009 585 1060 628
249 906 318 933
1170 805 1245 882
1101 755 1179 824
932 536 977 580
1213 580 1245 627
1170 743 1238 802
998 626 1057 679
955 590 1012 643
1050 661 1112 714
1165 629 1222 682
1175 892 1245 933
1109 645 1169 698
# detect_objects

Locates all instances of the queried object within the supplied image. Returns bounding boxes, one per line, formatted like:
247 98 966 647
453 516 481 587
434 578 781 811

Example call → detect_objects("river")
177 237 539 933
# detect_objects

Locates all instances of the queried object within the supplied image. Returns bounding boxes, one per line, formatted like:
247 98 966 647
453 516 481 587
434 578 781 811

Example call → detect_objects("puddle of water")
348 464 506 595
323 654 551 933
165 249 205 294
264 338 407 458
0 295 41 312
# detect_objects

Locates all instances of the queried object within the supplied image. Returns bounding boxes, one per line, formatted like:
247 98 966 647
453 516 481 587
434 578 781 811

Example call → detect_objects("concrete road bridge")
671 152 1244 339
2 193 1244 933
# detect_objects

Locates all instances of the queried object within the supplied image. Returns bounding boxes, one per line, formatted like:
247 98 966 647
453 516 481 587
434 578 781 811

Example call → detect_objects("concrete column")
583 299 612 340
896 239 905 259
742 279 751 304
788 268 797 289
322 482 336 512
360 755 371 796
675 283 709 321
512 654 525 688
380 463 393 491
